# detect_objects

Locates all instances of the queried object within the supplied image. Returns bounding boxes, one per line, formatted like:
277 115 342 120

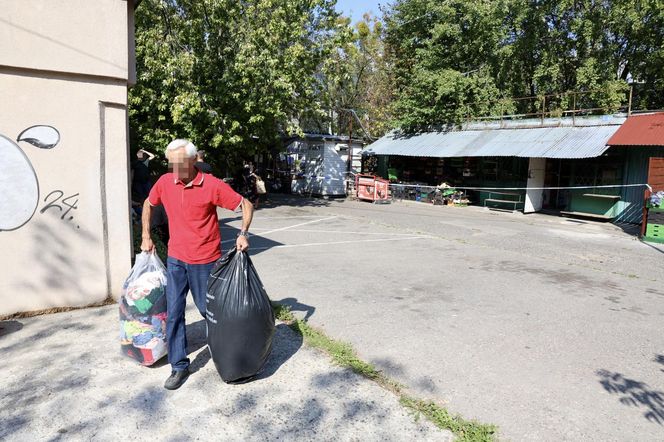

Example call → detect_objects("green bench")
483 191 525 212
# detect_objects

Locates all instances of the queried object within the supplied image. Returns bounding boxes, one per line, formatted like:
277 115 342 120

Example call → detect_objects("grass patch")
400 396 497 442
272 302 497 441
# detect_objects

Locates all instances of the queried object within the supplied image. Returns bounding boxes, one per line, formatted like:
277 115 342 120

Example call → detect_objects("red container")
356 174 389 202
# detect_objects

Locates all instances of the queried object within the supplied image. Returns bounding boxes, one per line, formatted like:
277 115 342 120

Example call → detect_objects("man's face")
167 148 195 181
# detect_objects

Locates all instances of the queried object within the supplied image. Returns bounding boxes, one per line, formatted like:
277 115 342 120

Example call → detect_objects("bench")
562 193 621 220
581 194 621 200
560 211 613 220
483 191 524 212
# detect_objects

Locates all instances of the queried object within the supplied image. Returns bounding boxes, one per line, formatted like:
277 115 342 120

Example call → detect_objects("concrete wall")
0 0 134 316
0 0 131 80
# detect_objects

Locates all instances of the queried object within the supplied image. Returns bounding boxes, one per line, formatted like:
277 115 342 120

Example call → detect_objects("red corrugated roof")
607 112 664 146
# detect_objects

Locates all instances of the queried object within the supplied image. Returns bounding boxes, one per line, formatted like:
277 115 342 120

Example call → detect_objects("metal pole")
572 92 576 126
348 112 354 175
541 96 545 125
628 85 633 116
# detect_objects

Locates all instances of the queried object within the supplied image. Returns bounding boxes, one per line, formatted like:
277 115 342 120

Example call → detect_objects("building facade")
0 1 137 315
287 134 365 196
365 113 664 224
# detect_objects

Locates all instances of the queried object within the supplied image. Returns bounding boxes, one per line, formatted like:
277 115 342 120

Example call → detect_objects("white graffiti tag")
0 125 60 231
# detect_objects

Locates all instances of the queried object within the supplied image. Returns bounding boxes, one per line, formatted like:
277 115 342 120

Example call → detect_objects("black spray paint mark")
40 191 80 227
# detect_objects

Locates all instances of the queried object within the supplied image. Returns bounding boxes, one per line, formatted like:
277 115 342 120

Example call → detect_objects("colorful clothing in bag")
119 253 168 366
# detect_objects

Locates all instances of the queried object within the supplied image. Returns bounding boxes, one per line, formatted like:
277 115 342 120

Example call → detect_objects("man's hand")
141 235 155 253
236 234 249 252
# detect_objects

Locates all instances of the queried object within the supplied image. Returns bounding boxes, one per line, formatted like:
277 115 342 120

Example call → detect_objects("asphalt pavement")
4 193 663 441
241 195 664 441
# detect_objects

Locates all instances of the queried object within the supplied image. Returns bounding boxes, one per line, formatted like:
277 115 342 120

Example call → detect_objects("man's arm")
236 198 254 252
141 199 155 252
140 149 156 161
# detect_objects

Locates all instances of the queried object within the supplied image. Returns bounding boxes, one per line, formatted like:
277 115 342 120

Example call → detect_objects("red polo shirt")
148 172 242 264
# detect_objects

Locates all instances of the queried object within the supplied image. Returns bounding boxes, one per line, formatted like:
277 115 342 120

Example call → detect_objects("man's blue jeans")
166 256 215 371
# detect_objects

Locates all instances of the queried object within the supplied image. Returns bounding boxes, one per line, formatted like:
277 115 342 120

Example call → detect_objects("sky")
335 0 385 24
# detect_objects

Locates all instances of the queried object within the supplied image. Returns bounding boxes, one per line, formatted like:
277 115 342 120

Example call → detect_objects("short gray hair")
166 139 197 158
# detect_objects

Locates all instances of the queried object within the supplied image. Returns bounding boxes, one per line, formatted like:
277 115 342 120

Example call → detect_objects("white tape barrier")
388 183 652 191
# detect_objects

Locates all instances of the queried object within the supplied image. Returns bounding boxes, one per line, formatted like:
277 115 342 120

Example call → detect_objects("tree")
325 14 395 138
383 0 509 130
129 0 346 172
383 0 664 131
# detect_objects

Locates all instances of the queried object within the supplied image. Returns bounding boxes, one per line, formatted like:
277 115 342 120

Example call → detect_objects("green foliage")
131 222 167 264
316 13 395 138
384 0 664 131
130 0 346 171
272 303 295 322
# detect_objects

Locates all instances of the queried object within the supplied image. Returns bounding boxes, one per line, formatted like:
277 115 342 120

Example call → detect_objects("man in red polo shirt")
141 139 254 390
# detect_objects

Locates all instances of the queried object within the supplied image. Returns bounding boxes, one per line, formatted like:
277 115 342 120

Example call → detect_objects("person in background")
131 149 156 203
142 139 254 390
242 163 261 208
194 149 212 174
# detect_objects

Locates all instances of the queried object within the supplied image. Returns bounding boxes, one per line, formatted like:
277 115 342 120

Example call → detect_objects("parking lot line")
269 229 432 237
221 216 337 244
251 235 427 251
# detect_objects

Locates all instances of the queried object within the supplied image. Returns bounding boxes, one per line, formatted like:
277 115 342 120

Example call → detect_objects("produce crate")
644 223 664 243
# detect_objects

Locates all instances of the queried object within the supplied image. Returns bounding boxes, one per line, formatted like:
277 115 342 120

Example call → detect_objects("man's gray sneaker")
164 369 189 390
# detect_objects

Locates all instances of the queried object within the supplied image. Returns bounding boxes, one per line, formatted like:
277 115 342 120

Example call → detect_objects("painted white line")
220 226 271 231
261 228 432 237
219 215 327 224
221 216 337 244
255 215 335 219
250 235 427 251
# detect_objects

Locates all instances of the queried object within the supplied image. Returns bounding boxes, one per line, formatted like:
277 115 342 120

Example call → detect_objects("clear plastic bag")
119 252 168 366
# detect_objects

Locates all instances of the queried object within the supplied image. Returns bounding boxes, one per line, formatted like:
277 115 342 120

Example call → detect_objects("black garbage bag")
206 247 275 383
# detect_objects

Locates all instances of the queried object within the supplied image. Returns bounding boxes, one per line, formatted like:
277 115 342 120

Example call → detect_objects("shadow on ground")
255 324 303 380
655 355 664 373
0 320 23 337
596 361 664 425
370 357 439 395
258 193 338 211
274 297 316 322
218 222 285 256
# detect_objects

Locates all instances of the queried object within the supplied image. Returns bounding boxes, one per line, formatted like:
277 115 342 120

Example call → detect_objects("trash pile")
433 182 470 206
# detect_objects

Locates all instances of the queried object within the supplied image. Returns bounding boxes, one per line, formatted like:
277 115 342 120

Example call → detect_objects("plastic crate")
644 223 664 243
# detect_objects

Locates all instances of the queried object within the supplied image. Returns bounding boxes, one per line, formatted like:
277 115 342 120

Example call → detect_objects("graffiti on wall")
0 125 80 231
